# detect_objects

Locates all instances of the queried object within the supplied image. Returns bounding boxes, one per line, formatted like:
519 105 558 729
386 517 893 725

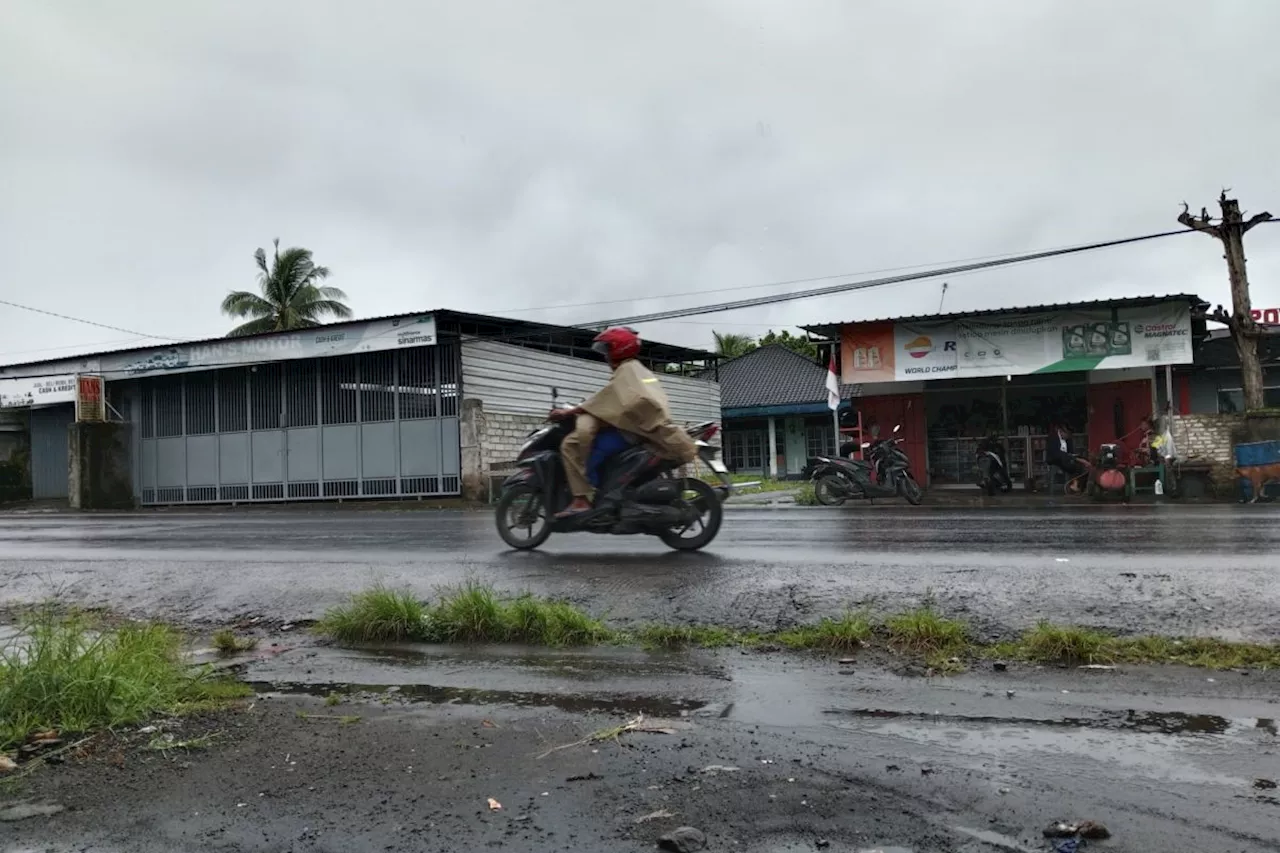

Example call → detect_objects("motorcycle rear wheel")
814 475 847 506
495 485 552 550
658 478 723 551
899 473 924 505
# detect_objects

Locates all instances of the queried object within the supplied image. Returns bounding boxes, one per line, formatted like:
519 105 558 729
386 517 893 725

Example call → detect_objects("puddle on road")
248 679 706 717
824 706 1270 739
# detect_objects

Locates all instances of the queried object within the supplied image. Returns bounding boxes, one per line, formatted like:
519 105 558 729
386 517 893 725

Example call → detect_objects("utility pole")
1179 192 1272 411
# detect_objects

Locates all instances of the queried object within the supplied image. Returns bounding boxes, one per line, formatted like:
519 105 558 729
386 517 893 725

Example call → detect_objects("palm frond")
221 290 275 319
226 316 281 338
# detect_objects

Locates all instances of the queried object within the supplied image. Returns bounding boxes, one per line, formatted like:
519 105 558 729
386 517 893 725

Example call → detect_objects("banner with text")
842 303 1193 382
0 375 79 409
97 315 438 377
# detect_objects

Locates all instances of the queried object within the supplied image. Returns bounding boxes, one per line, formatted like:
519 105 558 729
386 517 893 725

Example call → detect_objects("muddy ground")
4 642 1279 852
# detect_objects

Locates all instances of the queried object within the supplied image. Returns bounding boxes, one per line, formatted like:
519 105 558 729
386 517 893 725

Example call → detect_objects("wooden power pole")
1179 192 1272 411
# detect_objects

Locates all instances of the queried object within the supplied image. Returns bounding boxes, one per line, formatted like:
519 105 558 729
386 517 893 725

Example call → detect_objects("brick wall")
1171 412 1242 491
482 411 545 472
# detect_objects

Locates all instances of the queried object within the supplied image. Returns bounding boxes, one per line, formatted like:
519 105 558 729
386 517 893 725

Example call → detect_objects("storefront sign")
75 375 106 422
1252 307 1279 325
98 314 438 377
0 374 78 409
841 303 1193 382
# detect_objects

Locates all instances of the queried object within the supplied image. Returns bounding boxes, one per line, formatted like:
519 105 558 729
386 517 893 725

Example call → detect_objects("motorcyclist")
549 327 697 518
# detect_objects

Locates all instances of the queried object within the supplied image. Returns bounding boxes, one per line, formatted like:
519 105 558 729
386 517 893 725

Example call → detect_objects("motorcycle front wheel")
495 485 553 550
899 473 924 505
659 478 723 551
813 475 848 506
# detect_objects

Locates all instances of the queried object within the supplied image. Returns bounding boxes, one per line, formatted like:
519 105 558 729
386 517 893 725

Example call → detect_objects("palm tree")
712 331 757 359
221 239 353 337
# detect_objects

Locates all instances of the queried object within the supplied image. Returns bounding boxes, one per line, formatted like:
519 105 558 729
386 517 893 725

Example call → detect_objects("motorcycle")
808 424 924 506
975 435 1013 495
493 388 734 551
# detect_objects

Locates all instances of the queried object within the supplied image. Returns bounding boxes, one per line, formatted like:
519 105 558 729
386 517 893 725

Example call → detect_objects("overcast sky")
3 0 1279 364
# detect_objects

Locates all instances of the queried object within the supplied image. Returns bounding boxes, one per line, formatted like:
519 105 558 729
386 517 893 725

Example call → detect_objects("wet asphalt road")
1 505 1277 639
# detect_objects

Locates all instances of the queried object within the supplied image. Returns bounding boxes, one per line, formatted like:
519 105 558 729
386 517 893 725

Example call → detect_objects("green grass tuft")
0 609 241 750
503 595 615 646
886 607 968 655
314 585 428 643
794 483 819 506
633 624 744 649
211 629 257 656
1019 622 1114 664
429 582 509 643
777 611 873 651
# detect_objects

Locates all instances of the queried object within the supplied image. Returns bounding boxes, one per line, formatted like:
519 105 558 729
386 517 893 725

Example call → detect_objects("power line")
0 298 177 342
588 226 1202 328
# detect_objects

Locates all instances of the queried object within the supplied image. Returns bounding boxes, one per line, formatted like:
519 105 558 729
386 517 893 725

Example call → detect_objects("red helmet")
591 327 642 365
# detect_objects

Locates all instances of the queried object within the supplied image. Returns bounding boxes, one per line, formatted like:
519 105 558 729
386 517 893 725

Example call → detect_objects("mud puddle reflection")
248 679 705 717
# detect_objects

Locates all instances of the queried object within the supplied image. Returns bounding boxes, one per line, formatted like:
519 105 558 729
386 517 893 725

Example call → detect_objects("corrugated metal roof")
0 308 716 371
801 294 1208 337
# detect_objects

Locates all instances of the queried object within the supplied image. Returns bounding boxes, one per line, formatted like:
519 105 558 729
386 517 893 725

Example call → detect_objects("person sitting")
549 327 697 518
1046 423 1088 492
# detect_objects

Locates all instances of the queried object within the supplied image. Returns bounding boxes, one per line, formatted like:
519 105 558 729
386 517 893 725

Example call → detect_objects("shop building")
0 311 720 506
801 295 1208 489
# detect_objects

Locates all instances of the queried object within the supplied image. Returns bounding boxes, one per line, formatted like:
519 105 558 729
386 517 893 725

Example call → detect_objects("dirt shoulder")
5 694 961 853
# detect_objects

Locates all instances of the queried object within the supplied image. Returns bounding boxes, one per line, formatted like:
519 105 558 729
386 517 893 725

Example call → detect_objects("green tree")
221 239 353 337
712 331 758 359
759 329 818 360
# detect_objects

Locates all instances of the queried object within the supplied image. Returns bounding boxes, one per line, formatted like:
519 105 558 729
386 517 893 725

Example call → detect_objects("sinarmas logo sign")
97 315 439 377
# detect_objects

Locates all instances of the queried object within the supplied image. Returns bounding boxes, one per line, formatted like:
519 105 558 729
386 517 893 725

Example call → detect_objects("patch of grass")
315 585 428 643
700 474 796 495
885 607 968 655
211 630 257 656
504 595 615 646
633 624 745 649
1122 636 1280 669
429 582 507 643
794 483 819 506
0 609 237 751
1018 622 1114 664
777 611 873 651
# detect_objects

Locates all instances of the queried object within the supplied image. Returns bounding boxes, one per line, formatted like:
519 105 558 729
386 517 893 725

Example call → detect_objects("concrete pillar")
458 398 488 502
68 421 134 510
767 417 778 479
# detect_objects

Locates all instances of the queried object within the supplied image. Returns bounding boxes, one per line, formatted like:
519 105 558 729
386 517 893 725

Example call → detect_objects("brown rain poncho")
580 360 698 463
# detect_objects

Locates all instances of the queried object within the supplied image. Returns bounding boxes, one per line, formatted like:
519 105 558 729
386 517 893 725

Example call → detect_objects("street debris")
635 808 677 824
566 772 602 782
1254 778 1277 790
698 765 739 774
538 714 676 759
0 755 16 773
1078 664 1115 672
487 797 502 811
657 826 707 852
1006 690 1016 699
993 661 1008 672
481 719 498 728
1044 820 1111 840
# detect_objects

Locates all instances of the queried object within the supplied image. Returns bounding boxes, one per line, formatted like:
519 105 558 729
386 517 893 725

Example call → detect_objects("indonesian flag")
826 354 840 411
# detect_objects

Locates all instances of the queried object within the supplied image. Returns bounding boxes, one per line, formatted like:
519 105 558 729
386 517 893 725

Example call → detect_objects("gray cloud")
2 0 1279 362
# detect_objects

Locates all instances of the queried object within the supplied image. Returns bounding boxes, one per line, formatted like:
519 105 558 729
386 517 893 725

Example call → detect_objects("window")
725 430 765 472
806 424 836 459
1218 386 1280 413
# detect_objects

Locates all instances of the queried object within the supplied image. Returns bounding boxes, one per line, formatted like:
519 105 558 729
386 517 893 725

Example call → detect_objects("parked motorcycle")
975 434 1013 495
493 388 734 551
1086 442 1130 501
808 424 923 506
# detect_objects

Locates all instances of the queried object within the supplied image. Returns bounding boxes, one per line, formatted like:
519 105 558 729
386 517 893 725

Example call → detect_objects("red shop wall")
849 393 928 484
1086 380 1153 455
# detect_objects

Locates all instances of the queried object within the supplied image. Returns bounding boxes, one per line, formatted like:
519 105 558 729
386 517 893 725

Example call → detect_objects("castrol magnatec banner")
841 303 1193 382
